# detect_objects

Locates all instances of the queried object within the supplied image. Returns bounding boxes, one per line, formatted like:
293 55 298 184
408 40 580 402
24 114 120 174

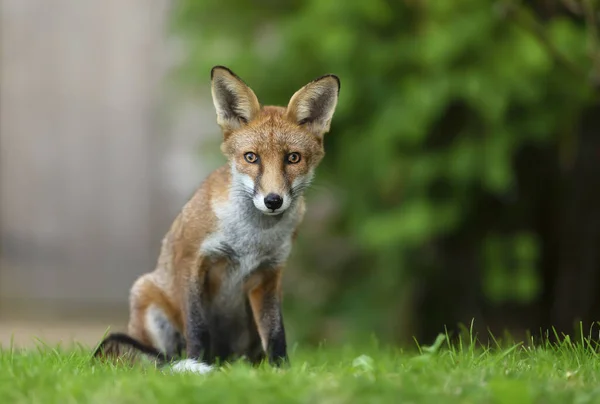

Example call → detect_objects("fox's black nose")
264 193 283 210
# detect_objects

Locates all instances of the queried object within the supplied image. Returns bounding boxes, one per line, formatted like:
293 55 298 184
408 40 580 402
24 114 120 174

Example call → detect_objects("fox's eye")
244 152 259 164
286 152 301 164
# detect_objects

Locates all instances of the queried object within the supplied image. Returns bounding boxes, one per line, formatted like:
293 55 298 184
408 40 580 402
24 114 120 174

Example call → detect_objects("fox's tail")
92 332 172 367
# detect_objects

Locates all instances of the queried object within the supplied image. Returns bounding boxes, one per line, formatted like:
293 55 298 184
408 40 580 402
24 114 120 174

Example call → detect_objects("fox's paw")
170 359 214 375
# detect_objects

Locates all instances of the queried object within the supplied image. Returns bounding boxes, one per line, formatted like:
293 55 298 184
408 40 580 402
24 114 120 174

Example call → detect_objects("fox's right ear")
211 66 261 136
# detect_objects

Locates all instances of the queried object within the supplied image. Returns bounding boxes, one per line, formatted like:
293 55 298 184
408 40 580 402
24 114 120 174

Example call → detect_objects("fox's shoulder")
166 165 231 248
188 164 231 210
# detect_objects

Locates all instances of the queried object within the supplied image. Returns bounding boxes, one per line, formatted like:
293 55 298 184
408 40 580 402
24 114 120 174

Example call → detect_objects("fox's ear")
211 66 261 135
286 74 340 137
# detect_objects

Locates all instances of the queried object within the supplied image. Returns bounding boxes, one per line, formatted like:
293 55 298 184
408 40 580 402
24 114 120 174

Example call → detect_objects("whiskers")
229 184 254 200
291 178 334 199
290 180 313 198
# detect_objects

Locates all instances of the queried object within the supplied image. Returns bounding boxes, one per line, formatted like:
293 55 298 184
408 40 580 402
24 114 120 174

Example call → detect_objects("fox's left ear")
286 74 340 138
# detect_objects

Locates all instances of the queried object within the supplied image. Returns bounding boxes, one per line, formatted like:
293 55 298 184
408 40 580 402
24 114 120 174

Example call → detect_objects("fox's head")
210 66 340 216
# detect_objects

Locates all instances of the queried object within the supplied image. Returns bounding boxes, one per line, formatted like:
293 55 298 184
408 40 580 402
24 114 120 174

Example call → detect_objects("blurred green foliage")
170 0 596 344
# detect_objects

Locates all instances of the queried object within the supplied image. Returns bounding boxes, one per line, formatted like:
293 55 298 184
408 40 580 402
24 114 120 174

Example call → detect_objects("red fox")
92 66 340 373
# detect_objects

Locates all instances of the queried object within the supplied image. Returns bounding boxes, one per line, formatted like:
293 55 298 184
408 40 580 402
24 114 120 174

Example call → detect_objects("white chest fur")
200 196 299 283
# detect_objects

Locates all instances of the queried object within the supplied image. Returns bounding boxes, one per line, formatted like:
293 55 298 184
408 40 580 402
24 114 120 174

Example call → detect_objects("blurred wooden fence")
0 0 217 320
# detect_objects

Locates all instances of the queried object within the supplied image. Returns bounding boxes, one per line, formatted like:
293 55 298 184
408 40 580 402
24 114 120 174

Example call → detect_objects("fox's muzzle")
253 189 291 215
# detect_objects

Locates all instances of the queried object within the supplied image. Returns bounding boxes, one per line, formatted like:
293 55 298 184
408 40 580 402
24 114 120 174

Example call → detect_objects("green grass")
2 330 600 404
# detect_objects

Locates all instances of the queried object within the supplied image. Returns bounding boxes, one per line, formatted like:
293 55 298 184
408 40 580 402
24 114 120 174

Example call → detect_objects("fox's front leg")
171 271 213 374
185 283 211 360
246 268 289 367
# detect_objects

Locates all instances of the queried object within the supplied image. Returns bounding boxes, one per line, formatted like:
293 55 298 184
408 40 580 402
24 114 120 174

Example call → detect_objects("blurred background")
1 0 599 350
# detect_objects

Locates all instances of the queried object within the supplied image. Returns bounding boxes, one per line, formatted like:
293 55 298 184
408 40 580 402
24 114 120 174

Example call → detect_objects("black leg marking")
267 306 289 367
259 295 289 367
185 286 211 363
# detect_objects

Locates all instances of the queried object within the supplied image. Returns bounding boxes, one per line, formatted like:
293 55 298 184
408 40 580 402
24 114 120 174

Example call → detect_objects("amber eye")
286 152 301 164
244 152 259 163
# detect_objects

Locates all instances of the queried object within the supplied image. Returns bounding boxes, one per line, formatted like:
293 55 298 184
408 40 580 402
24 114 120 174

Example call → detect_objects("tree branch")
501 0 588 81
